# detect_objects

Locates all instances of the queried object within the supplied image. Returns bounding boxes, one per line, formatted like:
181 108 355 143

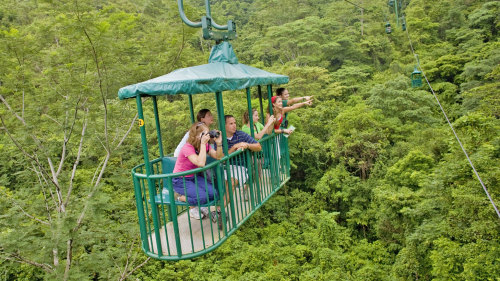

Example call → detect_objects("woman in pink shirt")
172 122 224 227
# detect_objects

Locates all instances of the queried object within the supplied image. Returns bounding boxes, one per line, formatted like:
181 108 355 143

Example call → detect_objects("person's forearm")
256 123 272 139
215 143 223 159
228 146 238 154
196 149 207 167
287 97 303 105
283 101 308 113
248 143 262 152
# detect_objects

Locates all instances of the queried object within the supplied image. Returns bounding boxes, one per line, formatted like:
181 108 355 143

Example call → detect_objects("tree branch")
72 151 109 234
0 94 26 125
63 239 73 281
4 253 54 273
47 157 64 212
115 113 138 149
119 257 151 281
63 109 88 208
33 163 54 223
1 188 50 225
75 3 109 152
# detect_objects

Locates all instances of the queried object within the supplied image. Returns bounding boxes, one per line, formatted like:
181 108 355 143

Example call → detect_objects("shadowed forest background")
0 0 499 280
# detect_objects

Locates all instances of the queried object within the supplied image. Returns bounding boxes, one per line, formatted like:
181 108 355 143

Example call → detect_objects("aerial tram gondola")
411 66 423 87
385 22 392 34
118 0 291 261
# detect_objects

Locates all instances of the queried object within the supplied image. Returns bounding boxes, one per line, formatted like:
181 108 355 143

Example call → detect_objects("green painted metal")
152 96 164 158
176 0 235 41
129 88 290 261
266 85 279 189
411 66 423 88
215 92 229 156
394 0 399 26
122 18 290 260
177 0 229 30
267 85 273 117
385 22 392 34
258 85 265 123
215 91 238 228
246 88 255 138
132 173 148 250
136 95 164 257
118 42 288 100
188 95 195 124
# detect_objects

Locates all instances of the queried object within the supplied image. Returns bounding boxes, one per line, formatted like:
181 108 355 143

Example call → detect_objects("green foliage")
1 0 499 280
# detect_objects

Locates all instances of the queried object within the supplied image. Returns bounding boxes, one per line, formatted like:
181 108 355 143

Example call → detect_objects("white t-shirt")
174 131 190 157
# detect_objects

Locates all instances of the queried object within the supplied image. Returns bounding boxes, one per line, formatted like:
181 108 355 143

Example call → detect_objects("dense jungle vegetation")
0 0 499 280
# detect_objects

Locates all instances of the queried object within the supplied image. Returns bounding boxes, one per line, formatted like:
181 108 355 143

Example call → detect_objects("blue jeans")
172 175 217 206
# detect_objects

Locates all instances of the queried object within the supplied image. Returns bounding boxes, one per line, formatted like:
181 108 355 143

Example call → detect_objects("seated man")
223 115 261 200
174 109 215 157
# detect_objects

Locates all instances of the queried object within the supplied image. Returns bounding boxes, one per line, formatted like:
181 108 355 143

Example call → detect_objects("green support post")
246 88 255 138
152 96 164 158
166 178 183 257
267 85 273 117
215 91 237 228
266 85 278 188
188 95 195 124
136 95 164 258
215 92 229 155
394 0 399 26
258 85 265 124
245 88 259 206
133 174 149 251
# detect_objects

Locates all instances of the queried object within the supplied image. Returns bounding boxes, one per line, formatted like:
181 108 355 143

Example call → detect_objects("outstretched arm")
286 96 313 105
283 99 313 114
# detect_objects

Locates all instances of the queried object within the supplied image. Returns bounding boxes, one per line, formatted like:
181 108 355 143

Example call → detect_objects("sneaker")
200 207 210 217
189 208 204 220
210 211 218 223
211 210 224 230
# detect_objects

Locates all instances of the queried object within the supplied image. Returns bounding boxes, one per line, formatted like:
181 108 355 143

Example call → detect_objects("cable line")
404 24 500 219
343 0 364 10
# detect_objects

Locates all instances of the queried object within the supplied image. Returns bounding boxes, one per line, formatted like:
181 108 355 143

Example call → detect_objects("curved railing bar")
132 133 277 177
177 0 228 30
132 148 247 179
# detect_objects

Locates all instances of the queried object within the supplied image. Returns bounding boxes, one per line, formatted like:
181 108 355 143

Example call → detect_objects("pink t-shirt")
172 142 209 177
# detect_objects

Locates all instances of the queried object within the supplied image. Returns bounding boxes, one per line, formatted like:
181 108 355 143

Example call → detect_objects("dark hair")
197 109 211 122
224 115 234 122
276 88 286 96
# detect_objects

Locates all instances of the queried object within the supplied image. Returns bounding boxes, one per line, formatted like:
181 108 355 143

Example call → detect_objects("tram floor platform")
148 172 283 256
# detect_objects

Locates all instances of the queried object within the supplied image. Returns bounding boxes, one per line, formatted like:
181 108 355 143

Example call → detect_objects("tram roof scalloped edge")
118 42 289 100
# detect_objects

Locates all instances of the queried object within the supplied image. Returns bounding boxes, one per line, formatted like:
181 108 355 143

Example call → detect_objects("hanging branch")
3 253 54 273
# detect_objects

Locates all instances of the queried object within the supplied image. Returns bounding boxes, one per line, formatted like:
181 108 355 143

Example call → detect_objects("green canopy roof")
118 42 288 100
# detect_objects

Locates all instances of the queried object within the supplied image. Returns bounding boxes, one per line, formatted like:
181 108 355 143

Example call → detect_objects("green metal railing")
131 133 290 260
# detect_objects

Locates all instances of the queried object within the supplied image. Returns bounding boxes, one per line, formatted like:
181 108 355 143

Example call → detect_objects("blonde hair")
186 122 208 151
